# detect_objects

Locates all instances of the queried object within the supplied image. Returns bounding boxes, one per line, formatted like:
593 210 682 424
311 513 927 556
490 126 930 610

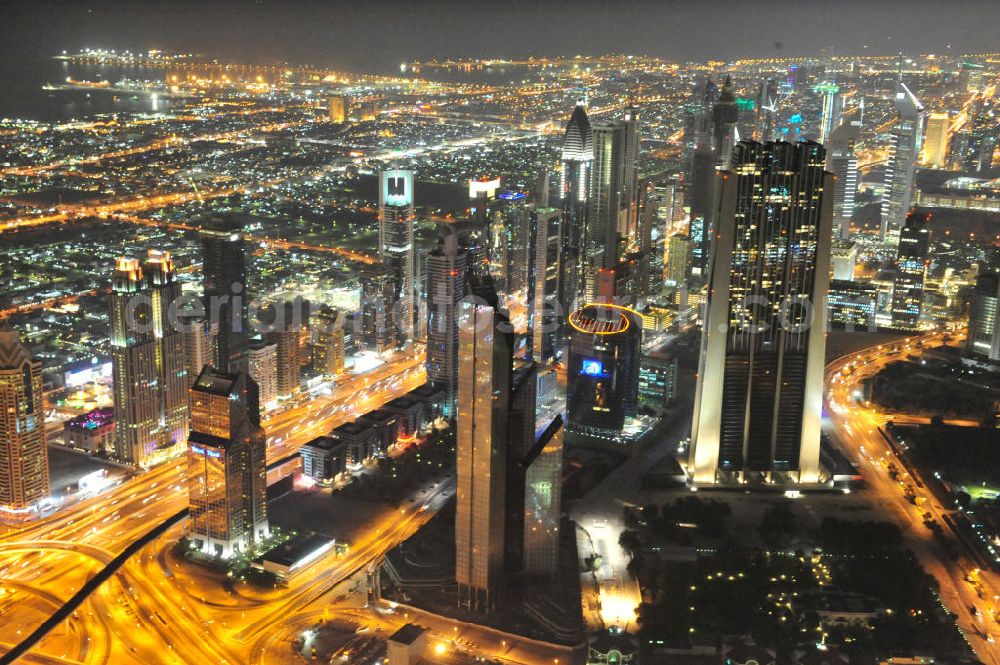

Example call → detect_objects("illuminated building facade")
109 251 188 467
880 82 925 240
310 306 345 378
826 122 858 239
560 102 592 308
967 272 1000 361
455 279 512 611
187 368 269 557
522 416 564 578
64 407 115 454
828 280 877 330
638 351 678 409
327 95 347 123
425 226 468 416
528 208 562 363
499 191 531 296
690 141 832 485
379 170 416 343
891 211 931 330
923 112 950 168
565 304 642 443
361 263 399 356
248 340 278 410
712 76 739 169
687 143 716 278
814 82 842 145
831 240 857 281
0 322 49 512
665 234 691 287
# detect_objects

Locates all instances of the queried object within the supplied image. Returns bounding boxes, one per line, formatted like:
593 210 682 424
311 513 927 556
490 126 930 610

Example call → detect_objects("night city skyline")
1 3 1000 665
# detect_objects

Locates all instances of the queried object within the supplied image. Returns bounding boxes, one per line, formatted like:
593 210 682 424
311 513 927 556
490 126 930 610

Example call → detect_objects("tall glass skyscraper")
891 211 931 330
455 278 512 611
880 82 925 240
689 141 833 485
560 103 592 309
425 225 468 416
379 169 416 343
826 123 859 240
0 322 49 512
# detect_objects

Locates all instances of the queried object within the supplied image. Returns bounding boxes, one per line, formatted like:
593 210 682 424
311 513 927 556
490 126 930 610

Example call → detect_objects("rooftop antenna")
897 51 904 82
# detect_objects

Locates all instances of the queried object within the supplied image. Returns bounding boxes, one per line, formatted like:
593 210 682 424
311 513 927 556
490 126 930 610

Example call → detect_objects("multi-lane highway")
826 331 1000 663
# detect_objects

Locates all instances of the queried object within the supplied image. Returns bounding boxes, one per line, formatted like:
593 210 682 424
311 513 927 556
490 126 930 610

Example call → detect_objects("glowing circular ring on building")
567 303 639 335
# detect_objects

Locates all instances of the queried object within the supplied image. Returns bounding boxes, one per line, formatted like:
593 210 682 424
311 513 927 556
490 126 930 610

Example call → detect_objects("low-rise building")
300 436 347 482
63 407 115 454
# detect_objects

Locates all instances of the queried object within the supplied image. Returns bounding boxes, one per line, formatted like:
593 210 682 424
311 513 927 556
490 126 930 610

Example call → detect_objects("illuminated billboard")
381 169 413 207
468 177 501 199
580 359 607 377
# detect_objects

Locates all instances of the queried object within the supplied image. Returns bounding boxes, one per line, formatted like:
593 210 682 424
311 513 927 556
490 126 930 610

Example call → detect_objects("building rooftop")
256 532 334 569
301 435 342 452
65 407 115 431
388 622 425 646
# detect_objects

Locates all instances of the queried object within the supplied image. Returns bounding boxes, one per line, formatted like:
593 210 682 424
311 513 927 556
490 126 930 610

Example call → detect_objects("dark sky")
2 0 998 72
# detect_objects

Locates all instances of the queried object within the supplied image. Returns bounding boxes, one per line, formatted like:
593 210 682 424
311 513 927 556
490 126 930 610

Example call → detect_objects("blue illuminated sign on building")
581 359 606 377
498 191 526 201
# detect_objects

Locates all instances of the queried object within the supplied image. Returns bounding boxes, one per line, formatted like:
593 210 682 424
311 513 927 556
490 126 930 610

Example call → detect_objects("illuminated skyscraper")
522 415 564 578
584 108 641 294
967 272 1000 361
814 82 842 145
455 278 512 611
528 208 562 363
499 191 532 296
826 122 859 239
310 306 345 378
187 367 268 557
831 240 857 281
665 234 691 287
109 252 187 468
712 76 739 169
891 211 931 330
188 214 267 556
248 339 278 410
687 142 717 278
922 112 950 168
0 322 49 512
560 103 592 308
565 304 642 443
379 169 416 343
690 141 832 485
361 264 399 356
425 225 468 416
880 82 925 240
109 257 160 466
327 95 347 123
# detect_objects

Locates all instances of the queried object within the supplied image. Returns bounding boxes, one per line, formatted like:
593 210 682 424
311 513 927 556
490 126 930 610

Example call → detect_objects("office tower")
188 214 267 556
505 361 538 576
712 76 739 169
310 306 345 378
831 240 857 281
959 97 999 172
109 258 160 466
620 106 641 244
880 82 925 240
826 123 859 239
828 280 878 330
689 141 833 485
455 278 513 611
0 322 49 512
685 78 718 159
499 191 532 297
183 318 215 389
522 415 564 578
967 272 1000 361
361 263 399 356
891 211 931 330
144 250 188 461
565 304 642 443
666 234 691 287
687 142 716 278
187 367 268 557
468 177 501 268
756 78 779 142
327 95 347 123
267 318 301 398
528 208 562 364
560 102 592 308
814 82 842 144
379 169 416 343
923 112 950 168
248 340 278 409
425 225 468 416
201 215 251 373
958 60 985 94
587 124 624 290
